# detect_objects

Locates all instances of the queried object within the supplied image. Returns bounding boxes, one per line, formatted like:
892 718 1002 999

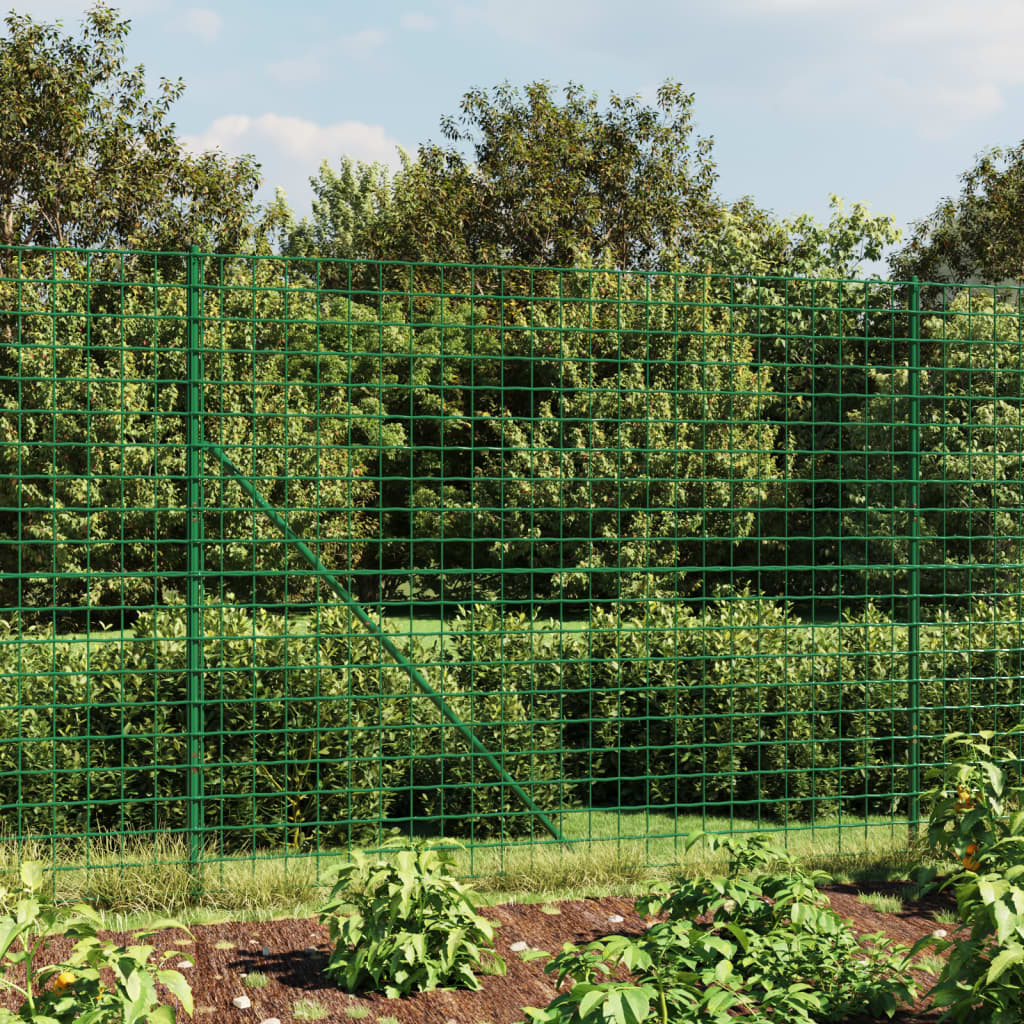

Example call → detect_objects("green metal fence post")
908 276 922 838
185 245 205 881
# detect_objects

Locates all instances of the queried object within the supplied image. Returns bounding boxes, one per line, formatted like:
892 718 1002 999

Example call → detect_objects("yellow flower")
53 971 76 992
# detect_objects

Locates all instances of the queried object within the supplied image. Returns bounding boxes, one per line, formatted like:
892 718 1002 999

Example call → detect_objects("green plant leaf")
20 862 43 891
987 944 1024 984
607 986 651 1024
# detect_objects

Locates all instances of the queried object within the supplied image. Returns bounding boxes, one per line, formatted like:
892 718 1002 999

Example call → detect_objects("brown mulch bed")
0 883 967 1023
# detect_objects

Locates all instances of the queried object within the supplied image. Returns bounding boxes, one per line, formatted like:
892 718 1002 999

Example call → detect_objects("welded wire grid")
2 244 1024 888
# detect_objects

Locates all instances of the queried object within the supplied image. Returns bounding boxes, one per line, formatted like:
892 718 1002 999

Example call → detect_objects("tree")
285 79 724 274
890 142 1024 285
0 3 261 254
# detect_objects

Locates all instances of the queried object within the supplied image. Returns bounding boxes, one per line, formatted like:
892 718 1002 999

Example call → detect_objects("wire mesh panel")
2 244 1024 887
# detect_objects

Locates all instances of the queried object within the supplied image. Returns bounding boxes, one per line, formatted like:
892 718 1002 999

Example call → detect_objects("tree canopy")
284 80 724 271
0 3 261 253
890 142 1024 285
282 79 900 288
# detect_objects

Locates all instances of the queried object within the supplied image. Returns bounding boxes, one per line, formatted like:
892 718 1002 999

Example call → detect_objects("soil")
0 881 966 1024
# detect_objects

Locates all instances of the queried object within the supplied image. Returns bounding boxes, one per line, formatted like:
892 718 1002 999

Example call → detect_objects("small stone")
933 928 948 938
303 946 320 956
232 996 251 1010
258 1018 281 1024
176 960 193 970
509 940 529 952
261 946 270 958
608 914 625 923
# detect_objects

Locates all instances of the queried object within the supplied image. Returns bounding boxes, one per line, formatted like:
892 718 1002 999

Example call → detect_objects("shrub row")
3 593 1023 848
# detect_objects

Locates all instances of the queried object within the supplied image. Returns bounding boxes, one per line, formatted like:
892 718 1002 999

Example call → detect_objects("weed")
915 953 947 976
857 892 904 914
242 972 269 988
292 997 329 1020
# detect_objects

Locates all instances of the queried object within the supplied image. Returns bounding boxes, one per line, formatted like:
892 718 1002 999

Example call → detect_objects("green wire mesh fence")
2 243 1024 888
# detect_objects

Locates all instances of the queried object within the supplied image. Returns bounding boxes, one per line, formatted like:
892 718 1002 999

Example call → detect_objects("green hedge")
0 601 561 849
4 594 1024 851
439 595 1024 822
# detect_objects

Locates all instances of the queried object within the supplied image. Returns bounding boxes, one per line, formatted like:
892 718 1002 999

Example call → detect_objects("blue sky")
17 0 1024 274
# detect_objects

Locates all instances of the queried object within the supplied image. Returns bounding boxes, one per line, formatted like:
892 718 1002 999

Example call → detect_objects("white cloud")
400 12 436 31
182 113 403 166
717 0 1024 141
341 28 389 55
180 113 407 216
180 7 222 44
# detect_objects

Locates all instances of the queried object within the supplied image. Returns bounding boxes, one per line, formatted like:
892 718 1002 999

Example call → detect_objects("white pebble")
933 928 948 938
176 961 193 970
259 1019 281 1024
509 940 529 952
608 914 625 923
232 996 251 1010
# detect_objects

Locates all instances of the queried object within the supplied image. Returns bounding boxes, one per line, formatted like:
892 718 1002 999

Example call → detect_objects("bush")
6 592 1023 852
1 603 412 849
441 592 1024 822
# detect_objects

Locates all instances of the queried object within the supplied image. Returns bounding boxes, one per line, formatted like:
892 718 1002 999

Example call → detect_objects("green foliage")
287 80 723 274
0 5 260 253
0 250 379 615
890 141 1024 285
0 602 413 847
520 832 921 1024
443 594 1024 820
415 267 781 603
848 287 1024 603
0 860 192 1024
10 594 1024 849
700 193 901 281
917 729 1024 1024
317 840 504 998
0 601 566 847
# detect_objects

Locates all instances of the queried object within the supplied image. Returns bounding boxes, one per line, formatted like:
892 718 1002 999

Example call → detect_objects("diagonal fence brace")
206 442 571 850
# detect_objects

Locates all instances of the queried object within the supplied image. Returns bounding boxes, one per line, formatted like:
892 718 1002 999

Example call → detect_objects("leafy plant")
917 728 1024 1024
317 839 505 998
921 729 1024 872
0 861 193 1024
519 832 925 1024
241 972 268 988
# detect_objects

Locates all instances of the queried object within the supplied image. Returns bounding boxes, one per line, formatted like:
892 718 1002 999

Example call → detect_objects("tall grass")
0 808 932 932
